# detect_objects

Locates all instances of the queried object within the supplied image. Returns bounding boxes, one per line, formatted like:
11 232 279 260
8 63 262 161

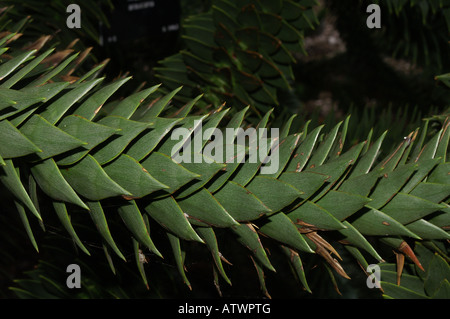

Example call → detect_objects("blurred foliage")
294 0 450 122
372 0 450 70
156 0 320 121
0 1 112 49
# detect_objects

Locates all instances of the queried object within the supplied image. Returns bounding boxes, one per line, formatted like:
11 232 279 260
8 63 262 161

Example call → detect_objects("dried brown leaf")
22 35 52 51
398 241 424 271
394 250 405 286
42 49 73 67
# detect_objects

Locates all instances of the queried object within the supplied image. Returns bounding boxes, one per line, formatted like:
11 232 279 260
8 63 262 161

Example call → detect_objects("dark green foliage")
156 0 319 117
0 0 112 46
0 1 448 299
380 242 450 299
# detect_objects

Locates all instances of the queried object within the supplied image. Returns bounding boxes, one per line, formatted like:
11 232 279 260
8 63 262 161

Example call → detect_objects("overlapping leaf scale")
156 0 319 113
0 38 448 297
379 242 450 299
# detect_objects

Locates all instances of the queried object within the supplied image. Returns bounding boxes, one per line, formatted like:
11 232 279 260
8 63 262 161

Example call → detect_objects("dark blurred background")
94 0 450 118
